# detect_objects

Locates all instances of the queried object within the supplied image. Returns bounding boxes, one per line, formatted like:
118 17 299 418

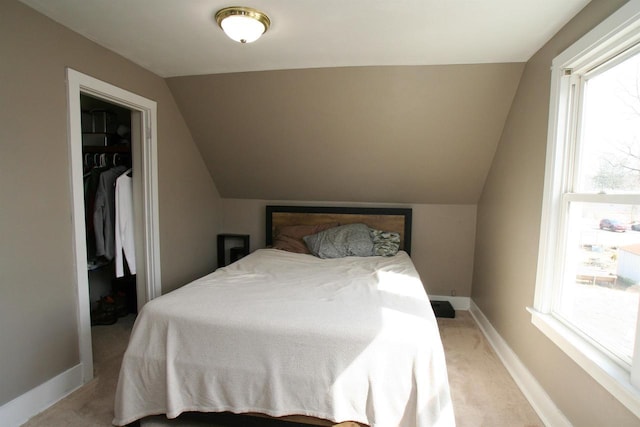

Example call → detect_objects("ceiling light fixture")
215 6 271 44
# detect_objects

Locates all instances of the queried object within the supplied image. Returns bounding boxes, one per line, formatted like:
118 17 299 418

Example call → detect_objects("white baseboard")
469 300 571 427
429 295 470 311
0 363 84 427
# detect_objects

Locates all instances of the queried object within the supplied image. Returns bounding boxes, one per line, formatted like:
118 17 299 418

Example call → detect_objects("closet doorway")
67 69 161 384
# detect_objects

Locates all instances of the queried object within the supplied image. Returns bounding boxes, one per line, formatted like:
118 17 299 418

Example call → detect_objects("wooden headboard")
266 205 413 255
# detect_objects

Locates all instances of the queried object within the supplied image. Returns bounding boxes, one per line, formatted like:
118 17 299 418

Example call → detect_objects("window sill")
528 308 640 418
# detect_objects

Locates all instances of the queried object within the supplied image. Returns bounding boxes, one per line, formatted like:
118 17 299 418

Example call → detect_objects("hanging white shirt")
115 170 136 277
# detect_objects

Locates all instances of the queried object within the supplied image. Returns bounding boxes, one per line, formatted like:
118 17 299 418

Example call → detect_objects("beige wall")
0 0 222 405
167 63 524 205
472 0 637 425
221 199 476 297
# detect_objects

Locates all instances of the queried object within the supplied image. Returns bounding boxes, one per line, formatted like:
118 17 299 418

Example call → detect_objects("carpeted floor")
437 313 542 427
22 311 543 427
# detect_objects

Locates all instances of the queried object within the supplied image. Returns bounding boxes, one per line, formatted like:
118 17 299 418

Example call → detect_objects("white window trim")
532 0 640 418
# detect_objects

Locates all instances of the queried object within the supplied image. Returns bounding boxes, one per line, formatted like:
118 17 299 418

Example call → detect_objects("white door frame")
66 68 161 383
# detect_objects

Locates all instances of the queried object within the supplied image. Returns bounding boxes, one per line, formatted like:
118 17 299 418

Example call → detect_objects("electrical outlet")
450 289 457 297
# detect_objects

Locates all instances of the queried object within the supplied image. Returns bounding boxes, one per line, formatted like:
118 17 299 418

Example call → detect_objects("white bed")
113 207 454 427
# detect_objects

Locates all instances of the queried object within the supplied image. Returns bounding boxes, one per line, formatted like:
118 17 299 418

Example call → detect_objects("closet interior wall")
81 94 136 319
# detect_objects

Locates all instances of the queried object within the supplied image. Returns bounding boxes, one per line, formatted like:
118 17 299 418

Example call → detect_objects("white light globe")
221 15 266 43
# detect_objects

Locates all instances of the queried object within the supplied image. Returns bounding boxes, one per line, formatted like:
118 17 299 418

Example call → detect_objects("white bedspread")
113 249 455 427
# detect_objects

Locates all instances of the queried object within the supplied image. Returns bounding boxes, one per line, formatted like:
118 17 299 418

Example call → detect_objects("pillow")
272 223 339 254
303 223 374 259
370 228 401 257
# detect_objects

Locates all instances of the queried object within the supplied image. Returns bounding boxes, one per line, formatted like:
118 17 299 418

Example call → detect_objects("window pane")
558 202 640 364
578 50 640 194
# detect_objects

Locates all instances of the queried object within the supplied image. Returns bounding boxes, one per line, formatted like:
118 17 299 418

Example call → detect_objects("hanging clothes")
94 165 128 261
84 163 108 263
115 169 136 277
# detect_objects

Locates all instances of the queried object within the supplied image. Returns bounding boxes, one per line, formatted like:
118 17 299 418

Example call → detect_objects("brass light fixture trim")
215 6 271 43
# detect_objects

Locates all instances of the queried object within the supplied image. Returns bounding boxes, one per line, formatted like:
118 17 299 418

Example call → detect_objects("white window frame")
531 0 640 417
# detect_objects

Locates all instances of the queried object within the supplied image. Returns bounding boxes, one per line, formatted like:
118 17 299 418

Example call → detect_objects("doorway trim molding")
66 68 161 383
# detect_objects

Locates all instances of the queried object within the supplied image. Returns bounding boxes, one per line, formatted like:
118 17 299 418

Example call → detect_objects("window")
533 1 640 416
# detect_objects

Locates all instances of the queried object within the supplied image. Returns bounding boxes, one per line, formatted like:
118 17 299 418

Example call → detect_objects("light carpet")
22 311 542 427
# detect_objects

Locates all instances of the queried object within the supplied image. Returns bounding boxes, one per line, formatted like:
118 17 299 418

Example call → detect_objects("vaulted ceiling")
167 64 524 204
19 0 589 77
20 0 589 204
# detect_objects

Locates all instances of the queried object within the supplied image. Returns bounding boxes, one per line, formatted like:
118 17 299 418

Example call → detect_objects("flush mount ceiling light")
215 6 271 44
